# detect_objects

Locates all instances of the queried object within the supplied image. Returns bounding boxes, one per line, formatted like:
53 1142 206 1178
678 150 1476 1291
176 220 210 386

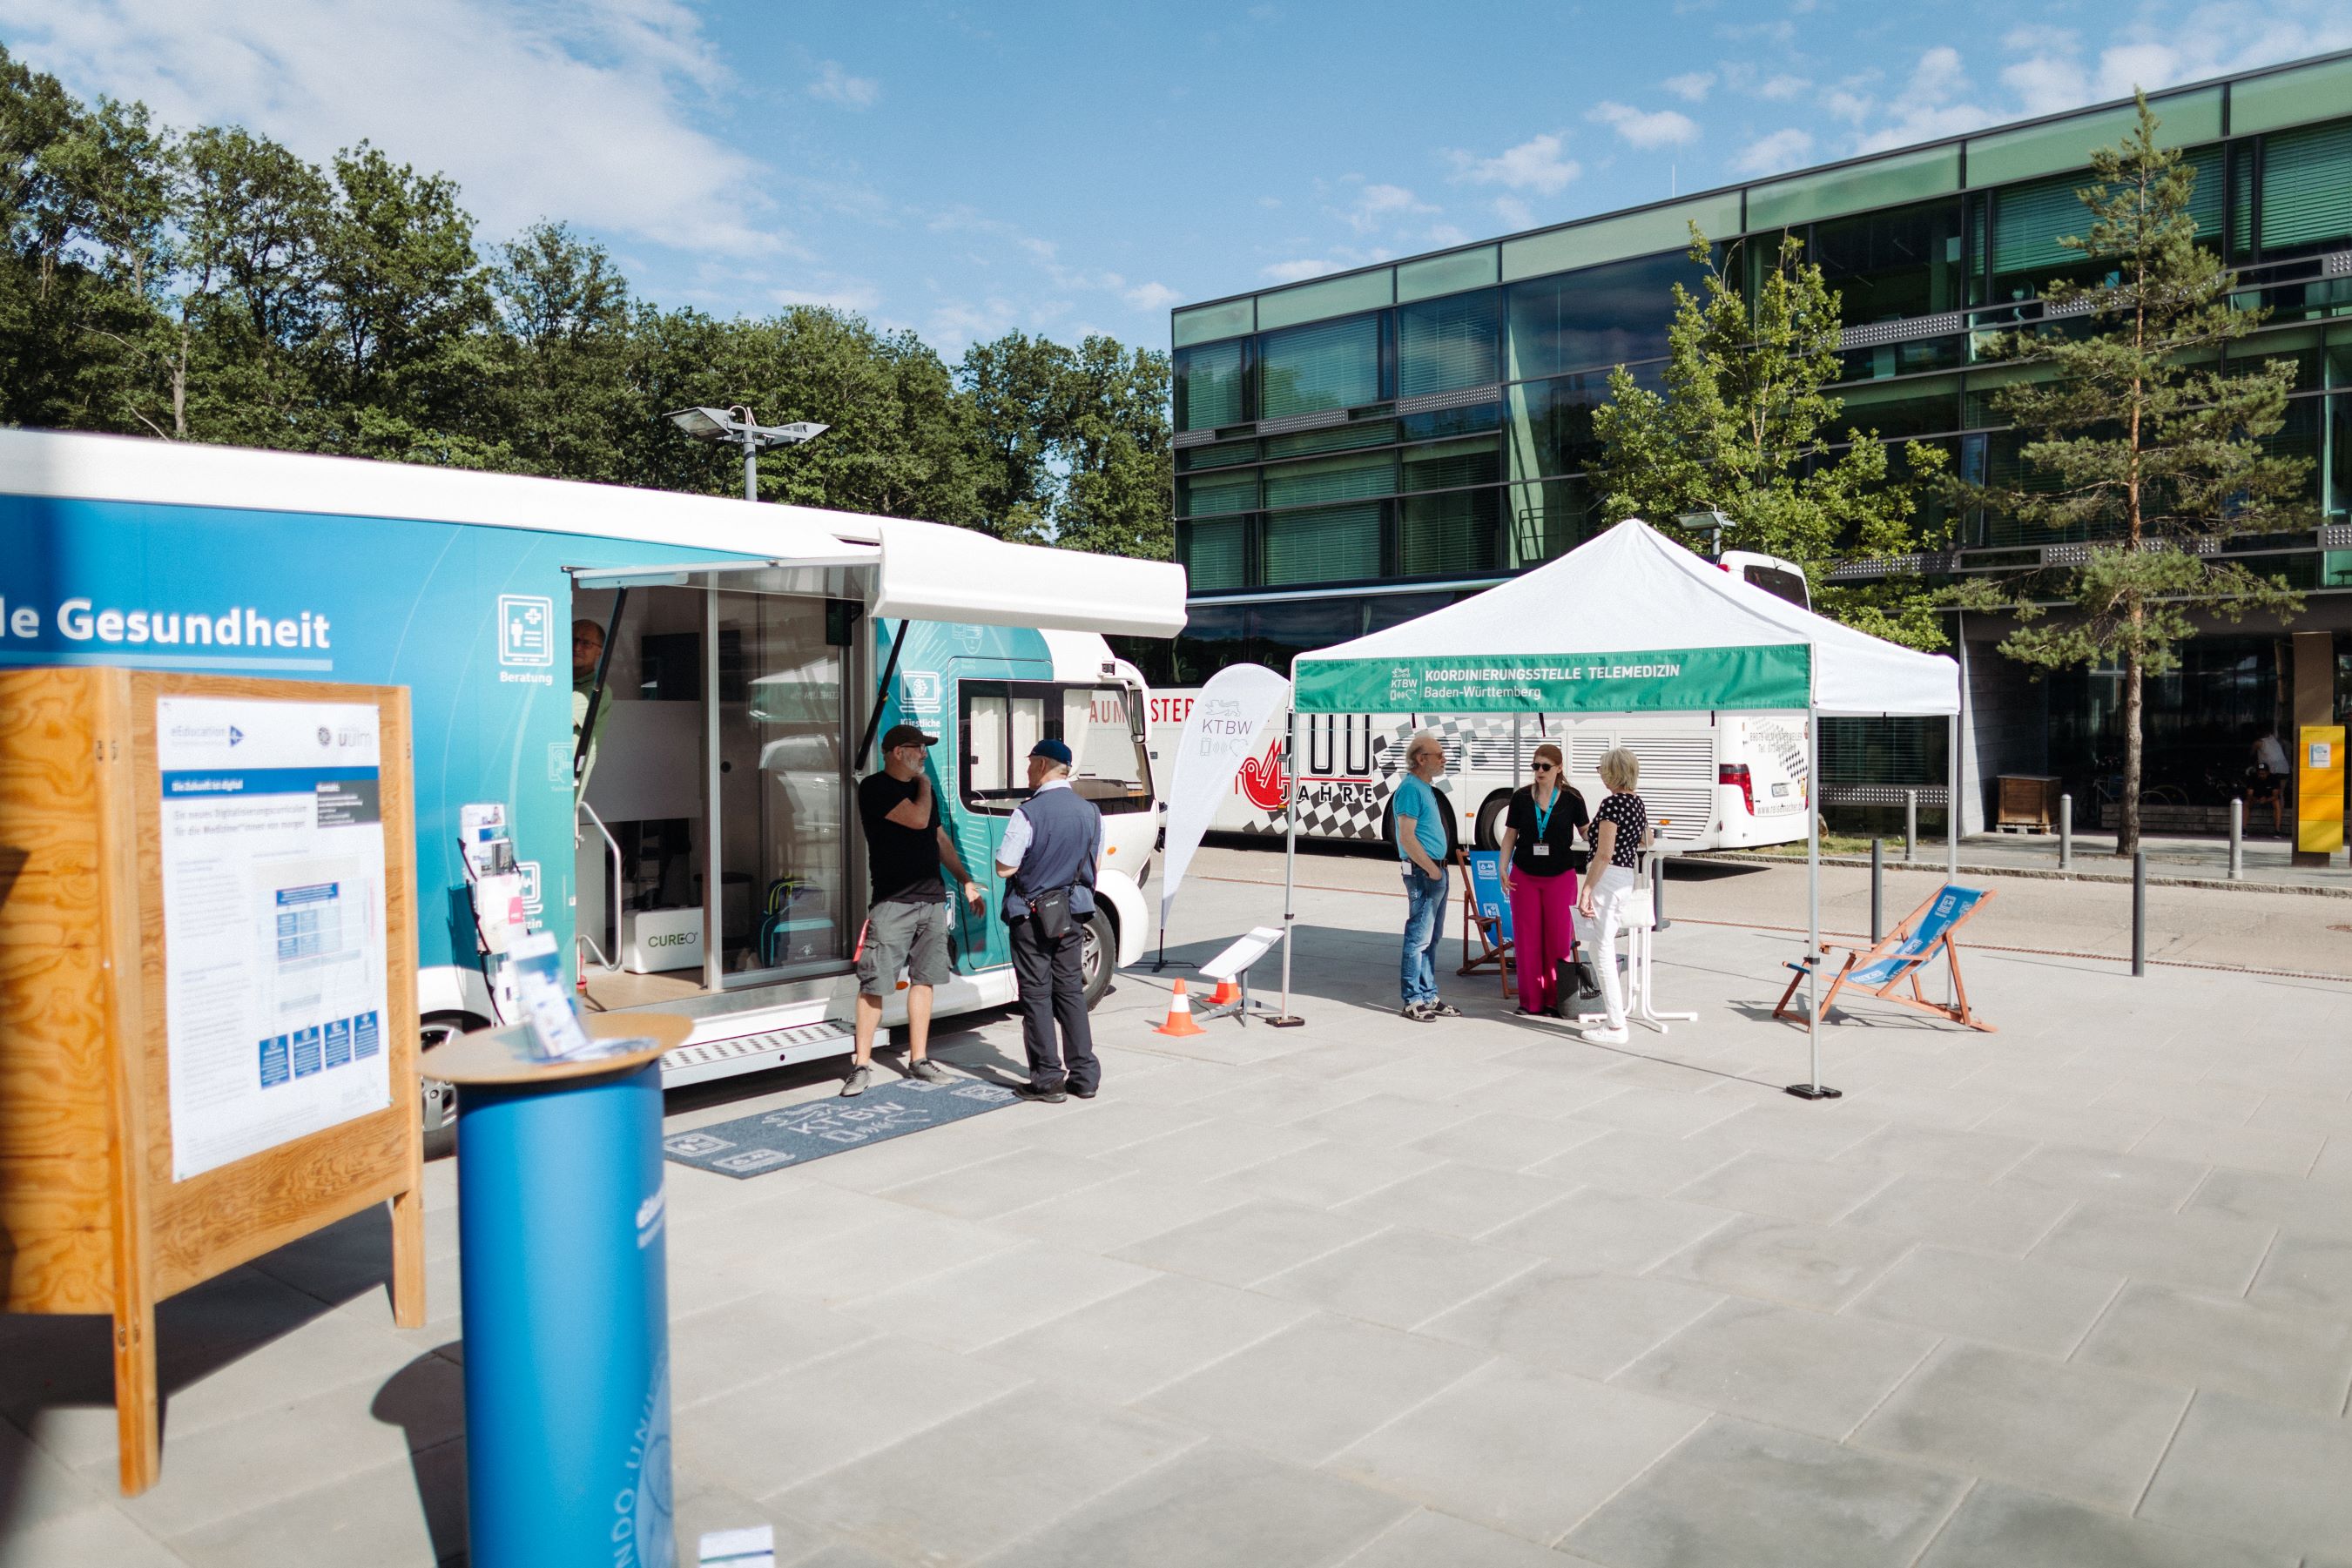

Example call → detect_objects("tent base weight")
1265 1015 1305 1028
1784 1082 1843 1100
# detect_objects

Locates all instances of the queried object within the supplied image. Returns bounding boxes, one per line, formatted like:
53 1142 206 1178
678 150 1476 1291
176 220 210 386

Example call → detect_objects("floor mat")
661 1076 1020 1178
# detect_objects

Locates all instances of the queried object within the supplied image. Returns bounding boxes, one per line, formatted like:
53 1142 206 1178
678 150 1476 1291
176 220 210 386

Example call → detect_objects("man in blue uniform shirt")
995 738 1103 1102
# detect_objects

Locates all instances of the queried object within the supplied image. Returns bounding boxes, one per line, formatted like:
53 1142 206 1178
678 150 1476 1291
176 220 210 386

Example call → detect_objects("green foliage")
0 44 1170 559
1589 227 1951 649
1952 93 2310 851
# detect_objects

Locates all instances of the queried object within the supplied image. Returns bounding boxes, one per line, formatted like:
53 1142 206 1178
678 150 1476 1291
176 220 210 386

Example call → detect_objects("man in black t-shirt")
844 723 987 1096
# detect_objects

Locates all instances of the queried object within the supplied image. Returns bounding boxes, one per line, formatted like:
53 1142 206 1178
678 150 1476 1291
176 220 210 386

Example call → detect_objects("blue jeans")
1399 865 1448 1006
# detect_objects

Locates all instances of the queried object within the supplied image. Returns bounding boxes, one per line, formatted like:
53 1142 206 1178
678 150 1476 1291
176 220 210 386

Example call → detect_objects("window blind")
2260 119 2352 254
1177 471 1257 517
1181 518 1246 590
1263 450 1398 510
1176 340 1245 431
1401 489 1499 576
1992 148 2221 282
1400 435 1503 494
1260 315 1382 419
1397 290 1500 397
1262 503 1382 584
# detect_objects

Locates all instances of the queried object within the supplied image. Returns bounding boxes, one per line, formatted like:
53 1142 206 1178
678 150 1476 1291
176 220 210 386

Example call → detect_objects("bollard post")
2229 798 2244 881
2132 849 2146 977
2059 793 2072 871
1904 790 1917 863
1870 838 1884 943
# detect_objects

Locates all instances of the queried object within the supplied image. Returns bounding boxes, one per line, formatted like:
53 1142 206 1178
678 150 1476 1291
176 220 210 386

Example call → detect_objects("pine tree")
1590 227 1951 650
1957 93 2311 856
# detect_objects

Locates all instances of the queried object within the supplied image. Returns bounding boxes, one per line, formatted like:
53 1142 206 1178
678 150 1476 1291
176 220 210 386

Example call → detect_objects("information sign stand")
0 668 423 1494
423 1012 691 1568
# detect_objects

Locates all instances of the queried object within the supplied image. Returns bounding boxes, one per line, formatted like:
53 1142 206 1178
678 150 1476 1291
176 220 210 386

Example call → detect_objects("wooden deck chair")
1458 850 1513 998
1775 884 1998 1033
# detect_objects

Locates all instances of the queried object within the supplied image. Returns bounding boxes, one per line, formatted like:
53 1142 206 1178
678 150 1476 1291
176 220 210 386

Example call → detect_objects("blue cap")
1028 737 1074 766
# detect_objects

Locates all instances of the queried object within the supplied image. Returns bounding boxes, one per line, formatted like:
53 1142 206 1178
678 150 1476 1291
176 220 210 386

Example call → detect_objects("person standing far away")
1576 747 1652 1046
1393 730 1461 1022
842 724 987 1097
994 738 1104 1103
1497 742 1588 1016
570 618 610 790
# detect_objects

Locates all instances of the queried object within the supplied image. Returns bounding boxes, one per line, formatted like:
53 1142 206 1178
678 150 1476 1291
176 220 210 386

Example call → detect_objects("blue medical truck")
0 429 1184 1118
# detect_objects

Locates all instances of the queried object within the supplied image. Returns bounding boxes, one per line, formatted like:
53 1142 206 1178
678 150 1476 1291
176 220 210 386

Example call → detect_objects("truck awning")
565 550 879 599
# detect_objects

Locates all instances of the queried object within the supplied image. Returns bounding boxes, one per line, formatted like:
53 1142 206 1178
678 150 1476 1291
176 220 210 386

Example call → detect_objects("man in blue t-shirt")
1392 730 1460 1021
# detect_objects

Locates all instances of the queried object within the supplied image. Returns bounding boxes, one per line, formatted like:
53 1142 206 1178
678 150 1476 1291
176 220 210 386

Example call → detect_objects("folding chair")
1457 850 1513 999
1775 885 1998 1033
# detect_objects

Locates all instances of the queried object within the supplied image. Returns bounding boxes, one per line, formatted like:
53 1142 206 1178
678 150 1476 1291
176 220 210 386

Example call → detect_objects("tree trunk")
2119 616 2144 858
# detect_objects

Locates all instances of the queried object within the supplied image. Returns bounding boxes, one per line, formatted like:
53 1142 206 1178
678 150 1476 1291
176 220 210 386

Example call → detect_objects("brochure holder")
0 668 423 1494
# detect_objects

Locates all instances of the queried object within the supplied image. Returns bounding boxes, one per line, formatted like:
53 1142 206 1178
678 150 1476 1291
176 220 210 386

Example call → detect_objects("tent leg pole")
1789 706 1840 1100
1270 707 1304 1026
1947 709 1960 1007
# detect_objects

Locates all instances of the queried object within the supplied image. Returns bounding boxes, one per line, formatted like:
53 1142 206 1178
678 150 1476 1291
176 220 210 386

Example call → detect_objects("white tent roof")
1291 518 1957 717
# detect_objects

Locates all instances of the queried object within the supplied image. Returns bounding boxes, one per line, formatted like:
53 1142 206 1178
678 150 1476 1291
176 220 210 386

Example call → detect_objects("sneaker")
1579 1025 1631 1046
1014 1080 1068 1103
1429 1000 1464 1019
839 1064 873 1097
906 1058 947 1083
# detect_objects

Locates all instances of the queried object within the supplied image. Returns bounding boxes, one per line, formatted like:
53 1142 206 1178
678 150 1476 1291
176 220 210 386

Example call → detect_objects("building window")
1991 148 2220 302
1400 488 1503 578
1261 313 1385 420
1262 501 1384 585
1178 516 1247 590
1506 373 1612 482
1400 434 1502 495
1250 598 1368 673
1176 469 1257 519
1504 248 1704 381
1262 449 1397 510
1175 339 1249 431
1507 478 1596 566
2257 118 2352 259
1810 199 1965 325
1396 288 1501 397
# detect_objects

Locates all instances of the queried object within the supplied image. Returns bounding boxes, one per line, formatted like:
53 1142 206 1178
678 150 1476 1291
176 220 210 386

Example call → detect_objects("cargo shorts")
856 897 953 995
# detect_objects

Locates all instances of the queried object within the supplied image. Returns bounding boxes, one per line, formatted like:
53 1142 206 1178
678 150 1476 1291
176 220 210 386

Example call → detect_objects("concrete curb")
1701 851 2352 900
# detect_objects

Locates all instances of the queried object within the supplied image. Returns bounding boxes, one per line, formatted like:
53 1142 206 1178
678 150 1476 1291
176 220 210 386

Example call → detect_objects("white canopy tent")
1278 518 1963 1096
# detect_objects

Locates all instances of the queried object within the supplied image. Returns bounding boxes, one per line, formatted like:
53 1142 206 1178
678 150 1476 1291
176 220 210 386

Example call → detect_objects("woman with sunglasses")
1495 742 1589 1016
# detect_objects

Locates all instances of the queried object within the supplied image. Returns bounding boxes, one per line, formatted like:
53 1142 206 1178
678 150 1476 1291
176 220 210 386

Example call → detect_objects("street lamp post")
666 406 828 501
1675 508 1734 562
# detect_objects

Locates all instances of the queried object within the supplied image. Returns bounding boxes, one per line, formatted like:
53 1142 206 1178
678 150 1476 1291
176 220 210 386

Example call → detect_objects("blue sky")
3 1 2347 358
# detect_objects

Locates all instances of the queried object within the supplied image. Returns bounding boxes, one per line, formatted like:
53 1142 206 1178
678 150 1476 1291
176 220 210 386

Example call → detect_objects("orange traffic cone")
1156 979 1207 1037
1208 978 1241 1007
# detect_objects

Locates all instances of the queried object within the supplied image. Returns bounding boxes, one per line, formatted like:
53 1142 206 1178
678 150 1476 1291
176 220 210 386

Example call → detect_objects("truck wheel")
1080 910 1116 1009
1474 791 1513 850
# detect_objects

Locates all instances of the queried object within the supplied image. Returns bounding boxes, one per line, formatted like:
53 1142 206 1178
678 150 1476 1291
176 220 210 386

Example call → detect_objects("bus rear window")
1742 564 1810 610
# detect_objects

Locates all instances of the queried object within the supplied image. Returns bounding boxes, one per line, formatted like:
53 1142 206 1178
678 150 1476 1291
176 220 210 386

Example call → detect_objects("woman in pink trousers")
1496 743 1588 1015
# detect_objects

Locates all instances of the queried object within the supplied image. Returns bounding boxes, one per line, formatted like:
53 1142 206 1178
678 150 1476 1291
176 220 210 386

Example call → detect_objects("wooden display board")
0 668 423 1494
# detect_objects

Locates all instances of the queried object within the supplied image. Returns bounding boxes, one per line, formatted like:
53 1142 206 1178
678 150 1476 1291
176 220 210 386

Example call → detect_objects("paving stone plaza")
3 855 2349 1567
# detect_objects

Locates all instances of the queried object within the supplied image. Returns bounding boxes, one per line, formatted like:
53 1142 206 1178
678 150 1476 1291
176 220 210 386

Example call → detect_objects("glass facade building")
1150 50 2352 825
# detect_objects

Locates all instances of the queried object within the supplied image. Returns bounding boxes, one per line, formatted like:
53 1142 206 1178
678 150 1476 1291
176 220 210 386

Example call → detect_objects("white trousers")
1588 865 1638 1029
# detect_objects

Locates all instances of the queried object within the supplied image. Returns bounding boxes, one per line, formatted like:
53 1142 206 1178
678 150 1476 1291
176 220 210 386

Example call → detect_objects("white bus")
1146 549 1815 854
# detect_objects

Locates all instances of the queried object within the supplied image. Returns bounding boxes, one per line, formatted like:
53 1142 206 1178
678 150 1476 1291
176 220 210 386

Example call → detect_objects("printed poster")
158 697 392 1180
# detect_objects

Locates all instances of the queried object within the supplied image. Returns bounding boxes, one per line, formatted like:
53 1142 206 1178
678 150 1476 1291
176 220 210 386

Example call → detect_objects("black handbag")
1029 885 1075 942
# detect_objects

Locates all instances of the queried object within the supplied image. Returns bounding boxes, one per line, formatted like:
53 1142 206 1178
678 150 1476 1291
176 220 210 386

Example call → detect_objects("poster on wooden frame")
0 667 423 1496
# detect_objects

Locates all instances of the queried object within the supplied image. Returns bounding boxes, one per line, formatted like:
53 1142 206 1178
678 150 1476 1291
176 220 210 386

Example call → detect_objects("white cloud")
807 60 879 109
1733 127 1815 176
0 0 780 256
1425 222 1470 247
1342 181 1436 232
1493 195 1535 231
1448 132 1580 195
772 279 883 313
1262 258 1337 283
1756 72 1812 101
1122 280 1182 311
1661 70 1715 102
1587 101 1701 150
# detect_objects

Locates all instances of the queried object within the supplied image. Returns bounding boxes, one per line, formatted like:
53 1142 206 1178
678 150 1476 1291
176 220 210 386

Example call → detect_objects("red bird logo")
1237 737 1289 812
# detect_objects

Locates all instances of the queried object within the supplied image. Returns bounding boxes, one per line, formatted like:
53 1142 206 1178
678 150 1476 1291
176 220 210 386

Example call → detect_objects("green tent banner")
1293 643 1813 714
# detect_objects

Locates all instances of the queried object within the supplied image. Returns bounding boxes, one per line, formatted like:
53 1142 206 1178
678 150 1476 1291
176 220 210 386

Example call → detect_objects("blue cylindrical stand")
453 1053 674 1568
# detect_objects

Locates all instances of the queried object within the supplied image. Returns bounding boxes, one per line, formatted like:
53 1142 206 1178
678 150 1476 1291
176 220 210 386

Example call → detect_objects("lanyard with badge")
1531 788 1556 858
